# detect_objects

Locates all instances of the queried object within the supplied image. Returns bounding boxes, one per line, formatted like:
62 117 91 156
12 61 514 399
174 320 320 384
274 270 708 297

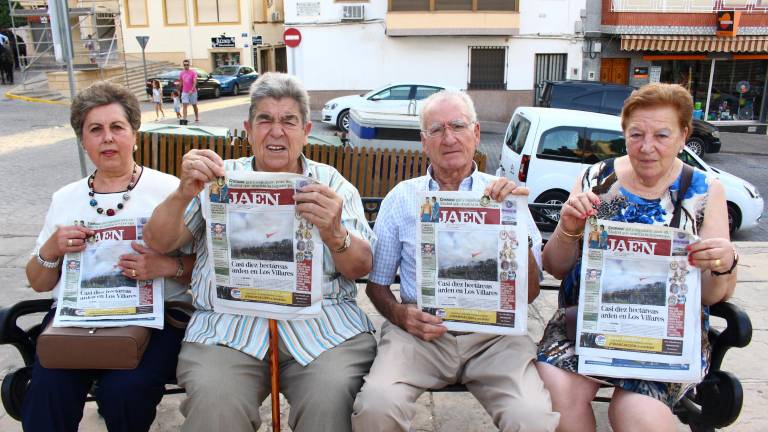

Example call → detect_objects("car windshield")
157 70 181 79
213 66 238 76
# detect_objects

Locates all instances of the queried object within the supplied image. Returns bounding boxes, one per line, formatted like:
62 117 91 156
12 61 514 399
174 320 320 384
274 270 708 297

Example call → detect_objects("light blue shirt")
369 165 543 304
183 155 376 366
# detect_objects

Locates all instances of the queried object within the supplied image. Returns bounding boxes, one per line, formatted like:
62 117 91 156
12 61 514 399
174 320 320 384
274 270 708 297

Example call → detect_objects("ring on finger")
132 269 137 277
67 239 73 247
714 258 722 268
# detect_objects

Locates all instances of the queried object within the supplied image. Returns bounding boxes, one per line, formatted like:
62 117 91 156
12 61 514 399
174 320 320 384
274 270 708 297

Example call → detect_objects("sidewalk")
0 241 765 431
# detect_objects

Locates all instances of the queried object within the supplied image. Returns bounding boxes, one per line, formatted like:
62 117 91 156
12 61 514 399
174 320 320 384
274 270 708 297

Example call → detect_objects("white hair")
419 90 478 131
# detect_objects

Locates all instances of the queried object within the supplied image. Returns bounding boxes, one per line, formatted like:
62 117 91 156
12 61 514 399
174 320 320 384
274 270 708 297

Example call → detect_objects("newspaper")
416 192 528 335
574 219 703 382
201 172 323 320
53 217 164 329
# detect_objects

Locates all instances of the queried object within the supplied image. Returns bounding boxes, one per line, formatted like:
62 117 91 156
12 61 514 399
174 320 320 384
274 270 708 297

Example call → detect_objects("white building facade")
284 0 586 121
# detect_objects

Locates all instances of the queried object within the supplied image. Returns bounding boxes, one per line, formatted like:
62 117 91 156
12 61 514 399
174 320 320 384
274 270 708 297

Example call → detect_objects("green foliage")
0 2 27 29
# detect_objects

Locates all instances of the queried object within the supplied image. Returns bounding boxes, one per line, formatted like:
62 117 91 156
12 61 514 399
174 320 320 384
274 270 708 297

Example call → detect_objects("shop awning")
620 35 768 53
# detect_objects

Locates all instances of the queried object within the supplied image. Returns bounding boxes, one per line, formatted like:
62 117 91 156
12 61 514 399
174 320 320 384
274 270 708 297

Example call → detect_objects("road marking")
4 91 69 105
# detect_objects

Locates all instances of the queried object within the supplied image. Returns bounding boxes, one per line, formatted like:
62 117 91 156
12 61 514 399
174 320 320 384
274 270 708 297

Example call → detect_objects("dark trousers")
22 309 185 432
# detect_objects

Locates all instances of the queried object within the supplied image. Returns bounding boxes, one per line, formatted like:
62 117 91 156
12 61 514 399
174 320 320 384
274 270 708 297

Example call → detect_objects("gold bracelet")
557 227 583 242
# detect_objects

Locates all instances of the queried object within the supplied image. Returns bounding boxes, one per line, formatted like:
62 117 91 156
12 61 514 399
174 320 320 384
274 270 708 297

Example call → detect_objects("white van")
497 107 763 233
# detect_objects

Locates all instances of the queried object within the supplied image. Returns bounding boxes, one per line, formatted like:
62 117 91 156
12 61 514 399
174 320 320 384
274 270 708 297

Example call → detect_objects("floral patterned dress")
536 158 713 408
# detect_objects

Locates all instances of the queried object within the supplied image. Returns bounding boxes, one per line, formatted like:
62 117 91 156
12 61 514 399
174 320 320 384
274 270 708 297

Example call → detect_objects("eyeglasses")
423 120 474 138
182 63 190 67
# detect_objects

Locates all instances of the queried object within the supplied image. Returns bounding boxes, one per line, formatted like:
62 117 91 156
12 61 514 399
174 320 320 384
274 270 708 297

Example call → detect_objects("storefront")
618 35 768 131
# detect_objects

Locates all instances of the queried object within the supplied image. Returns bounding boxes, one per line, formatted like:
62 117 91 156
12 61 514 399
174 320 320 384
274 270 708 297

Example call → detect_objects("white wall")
285 0 387 24
286 0 584 91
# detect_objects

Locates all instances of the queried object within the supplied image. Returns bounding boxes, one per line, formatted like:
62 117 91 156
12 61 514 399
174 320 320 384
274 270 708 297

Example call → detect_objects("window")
477 0 517 11
371 86 412 100
537 127 581 161
677 150 704 170
505 114 531 154
585 130 626 163
240 67 253 74
195 0 240 24
414 86 442 100
435 0 472 11
469 46 506 90
163 0 187 25
125 0 148 27
390 0 429 11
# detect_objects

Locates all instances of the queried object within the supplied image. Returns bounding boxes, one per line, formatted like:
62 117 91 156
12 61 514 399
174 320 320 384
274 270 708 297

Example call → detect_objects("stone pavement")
0 95 766 430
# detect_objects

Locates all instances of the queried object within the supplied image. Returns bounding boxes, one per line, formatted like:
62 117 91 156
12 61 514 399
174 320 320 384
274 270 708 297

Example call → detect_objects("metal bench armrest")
0 299 54 366
708 301 752 370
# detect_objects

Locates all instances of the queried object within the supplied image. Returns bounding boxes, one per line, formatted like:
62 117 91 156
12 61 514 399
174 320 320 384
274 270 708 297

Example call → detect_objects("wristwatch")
34 247 61 269
711 247 738 276
174 257 185 278
333 230 351 254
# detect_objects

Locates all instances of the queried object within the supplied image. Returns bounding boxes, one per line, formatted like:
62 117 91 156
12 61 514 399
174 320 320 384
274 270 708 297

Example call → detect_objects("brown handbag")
37 322 151 370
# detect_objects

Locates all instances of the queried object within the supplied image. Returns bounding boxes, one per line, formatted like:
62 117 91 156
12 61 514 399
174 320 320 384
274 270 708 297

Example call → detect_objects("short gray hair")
419 89 478 131
248 73 311 125
70 81 141 140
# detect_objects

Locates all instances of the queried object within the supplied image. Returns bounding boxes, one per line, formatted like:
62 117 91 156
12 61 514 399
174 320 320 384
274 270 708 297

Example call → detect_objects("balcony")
386 0 519 36
611 0 768 12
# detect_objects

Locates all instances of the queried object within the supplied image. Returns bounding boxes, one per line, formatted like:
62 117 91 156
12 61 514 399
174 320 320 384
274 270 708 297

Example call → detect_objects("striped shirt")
369 165 543 304
183 155 375 366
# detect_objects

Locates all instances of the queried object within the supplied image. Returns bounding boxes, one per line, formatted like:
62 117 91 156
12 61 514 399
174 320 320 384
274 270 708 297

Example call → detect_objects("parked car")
211 65 258 95
538 80 721 157
322 82 455 132
145 67 222 99
497 107 762 233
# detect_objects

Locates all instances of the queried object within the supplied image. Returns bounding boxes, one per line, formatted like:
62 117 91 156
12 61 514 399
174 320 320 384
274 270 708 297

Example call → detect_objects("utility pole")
54 0 87 177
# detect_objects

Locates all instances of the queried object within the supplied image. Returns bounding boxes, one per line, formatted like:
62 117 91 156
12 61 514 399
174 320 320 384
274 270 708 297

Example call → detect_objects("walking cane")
269 319 281 432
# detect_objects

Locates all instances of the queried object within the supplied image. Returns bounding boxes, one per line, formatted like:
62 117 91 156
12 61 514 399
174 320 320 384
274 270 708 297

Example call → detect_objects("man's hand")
394 304 447 342
484 177 529 202
179 149 225 200
294 183 346 249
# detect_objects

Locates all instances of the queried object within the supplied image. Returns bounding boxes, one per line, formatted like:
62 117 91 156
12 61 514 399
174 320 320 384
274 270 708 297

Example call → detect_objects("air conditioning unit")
341 4 364 21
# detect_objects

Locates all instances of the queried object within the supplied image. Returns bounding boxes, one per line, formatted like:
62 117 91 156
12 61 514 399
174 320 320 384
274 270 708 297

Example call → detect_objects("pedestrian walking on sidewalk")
179 59 199 123
172 90 182 120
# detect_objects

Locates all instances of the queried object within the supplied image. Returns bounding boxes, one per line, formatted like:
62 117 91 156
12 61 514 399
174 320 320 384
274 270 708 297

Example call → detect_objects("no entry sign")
284 28 302 48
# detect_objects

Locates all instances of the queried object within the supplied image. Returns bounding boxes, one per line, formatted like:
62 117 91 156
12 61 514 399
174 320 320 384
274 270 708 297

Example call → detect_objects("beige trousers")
351 321 560 432
176 332 376 432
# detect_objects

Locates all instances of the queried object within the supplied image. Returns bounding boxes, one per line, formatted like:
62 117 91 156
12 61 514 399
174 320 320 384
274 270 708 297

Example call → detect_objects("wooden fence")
134 132 487 198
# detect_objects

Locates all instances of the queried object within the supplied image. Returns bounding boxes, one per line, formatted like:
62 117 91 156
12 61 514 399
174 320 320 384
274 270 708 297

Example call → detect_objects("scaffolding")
7 0 127 86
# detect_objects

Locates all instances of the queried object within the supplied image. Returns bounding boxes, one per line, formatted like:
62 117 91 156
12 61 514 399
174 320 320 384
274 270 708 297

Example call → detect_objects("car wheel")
336 109 350 132
232 83 240 95
213 86 221 99
686 136 705 157
534 190 569 226
727 202 740 234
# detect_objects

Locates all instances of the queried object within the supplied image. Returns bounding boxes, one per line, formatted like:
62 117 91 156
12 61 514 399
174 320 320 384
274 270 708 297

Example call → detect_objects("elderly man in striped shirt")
144 73 376 432
351 90 560 431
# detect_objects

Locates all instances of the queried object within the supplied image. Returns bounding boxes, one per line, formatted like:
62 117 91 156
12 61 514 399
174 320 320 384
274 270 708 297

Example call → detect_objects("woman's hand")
179 149 225 200
484 177 529 202
42 224 95 260
294 183 346 249
688 238 736 274
559 191 601 234
117 241 177 280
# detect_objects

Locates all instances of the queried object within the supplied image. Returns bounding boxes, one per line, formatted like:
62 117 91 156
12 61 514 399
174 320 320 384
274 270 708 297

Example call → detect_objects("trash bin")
136 124 233 176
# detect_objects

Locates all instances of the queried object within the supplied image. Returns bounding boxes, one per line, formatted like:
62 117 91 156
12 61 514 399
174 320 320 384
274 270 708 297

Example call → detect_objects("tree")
0 2 27 29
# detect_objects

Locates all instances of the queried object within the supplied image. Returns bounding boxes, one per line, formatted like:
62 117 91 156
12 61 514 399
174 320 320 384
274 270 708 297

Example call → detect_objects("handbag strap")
165 301 196 329
670 164 694 229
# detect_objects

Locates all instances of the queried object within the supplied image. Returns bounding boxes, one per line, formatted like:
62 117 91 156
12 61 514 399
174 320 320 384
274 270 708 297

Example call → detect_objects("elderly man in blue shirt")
351 90 560 432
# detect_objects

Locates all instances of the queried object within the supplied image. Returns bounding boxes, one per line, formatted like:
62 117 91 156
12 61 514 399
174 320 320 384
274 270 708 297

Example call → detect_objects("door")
600 58 630 85
360 85 414 115
534 54 567 105
412 85 443 116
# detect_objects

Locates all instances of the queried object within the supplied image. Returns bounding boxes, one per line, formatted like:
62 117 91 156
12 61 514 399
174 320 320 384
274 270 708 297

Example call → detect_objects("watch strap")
174 257 185 278
35 248 61 269
333 231 351 254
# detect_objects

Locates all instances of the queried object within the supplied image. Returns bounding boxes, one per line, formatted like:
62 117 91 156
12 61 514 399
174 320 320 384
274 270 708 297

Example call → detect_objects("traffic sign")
284 28 302 48
136 36 150 49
